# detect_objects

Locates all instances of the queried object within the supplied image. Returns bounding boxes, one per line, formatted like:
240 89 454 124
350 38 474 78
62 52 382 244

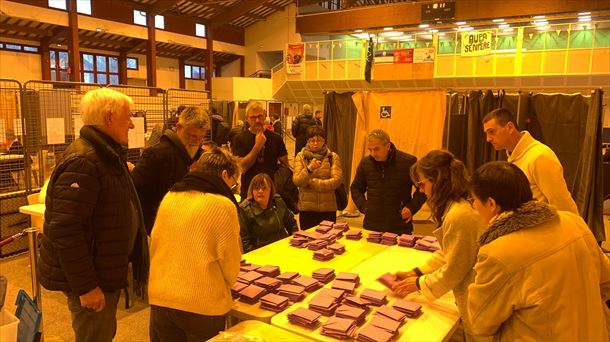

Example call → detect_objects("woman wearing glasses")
292 125 343 229
239 173 298 252
392 150 483 341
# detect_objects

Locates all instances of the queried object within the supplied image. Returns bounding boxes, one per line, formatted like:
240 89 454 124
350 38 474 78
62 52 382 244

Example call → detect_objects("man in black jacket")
291 104 318 155
350 129 427 234
37 88 149 342
132 106 209 234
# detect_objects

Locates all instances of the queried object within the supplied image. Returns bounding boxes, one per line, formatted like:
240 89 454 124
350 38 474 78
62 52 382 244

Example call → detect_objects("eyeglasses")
247 114 265 121
230 176 239 191
308 137 325 144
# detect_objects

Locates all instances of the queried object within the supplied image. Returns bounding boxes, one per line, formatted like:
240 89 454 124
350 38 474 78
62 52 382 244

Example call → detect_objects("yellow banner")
461 31 492 56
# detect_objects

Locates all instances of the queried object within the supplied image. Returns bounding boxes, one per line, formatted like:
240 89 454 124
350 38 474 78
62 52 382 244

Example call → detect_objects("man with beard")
132 106 210 234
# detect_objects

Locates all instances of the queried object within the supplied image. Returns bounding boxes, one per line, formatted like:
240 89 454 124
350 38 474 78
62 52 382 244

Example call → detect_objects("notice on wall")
286 43 304 74
394 49 414 63
461 31 492 56
46 118 66 144
128 116 145 149
380 106 392 119
374 50 395 64
74 116 83 139
413 48 435 63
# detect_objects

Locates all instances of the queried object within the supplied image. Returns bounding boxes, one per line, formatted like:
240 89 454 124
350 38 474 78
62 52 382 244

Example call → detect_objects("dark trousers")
149 305 226 342
65 290 121 342
299 211 336 230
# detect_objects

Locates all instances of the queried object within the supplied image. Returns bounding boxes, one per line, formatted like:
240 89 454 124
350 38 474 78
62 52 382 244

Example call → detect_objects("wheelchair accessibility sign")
380 106 392 119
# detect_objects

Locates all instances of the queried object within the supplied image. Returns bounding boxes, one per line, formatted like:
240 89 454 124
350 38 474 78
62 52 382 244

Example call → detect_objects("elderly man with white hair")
37 88 149 342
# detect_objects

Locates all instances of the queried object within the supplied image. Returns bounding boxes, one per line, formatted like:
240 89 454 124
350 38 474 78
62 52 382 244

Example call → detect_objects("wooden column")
239 55 245 77
146 12 157 87
67 0 81 82
118 49 128 84
205 31 213 93
178 57 186 89
40 37 51 80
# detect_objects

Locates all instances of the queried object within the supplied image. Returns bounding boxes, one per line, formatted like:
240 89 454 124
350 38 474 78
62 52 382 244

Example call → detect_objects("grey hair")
302 104 312 113
81 88 133 126
368 129 391 144
246 101 265 116
178 106 210 130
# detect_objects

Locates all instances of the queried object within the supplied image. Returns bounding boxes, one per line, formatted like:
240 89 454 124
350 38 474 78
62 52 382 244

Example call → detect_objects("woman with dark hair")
467 161 609 341
292 125 343 229
239 173 298 252
392 150 483 340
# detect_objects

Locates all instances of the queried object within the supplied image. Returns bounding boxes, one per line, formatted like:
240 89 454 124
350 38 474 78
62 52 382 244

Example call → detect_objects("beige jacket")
468 206 610 341
293 150 342 212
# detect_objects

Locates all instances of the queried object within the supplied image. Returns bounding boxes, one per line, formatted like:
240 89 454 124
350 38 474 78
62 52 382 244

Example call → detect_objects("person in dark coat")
132 106 210 235
37 88 149 342
239 173 298 252
271 114 282 138
291 104 319 156
350 129 427 234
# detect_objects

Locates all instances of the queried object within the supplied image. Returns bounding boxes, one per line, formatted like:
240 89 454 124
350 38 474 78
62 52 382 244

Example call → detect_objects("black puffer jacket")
291 112 319 155
132 130 193 234
38 126 146 295
350 143 427 234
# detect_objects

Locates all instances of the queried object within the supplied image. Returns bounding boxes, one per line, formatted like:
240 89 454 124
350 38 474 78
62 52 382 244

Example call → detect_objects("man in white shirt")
482 108 579 214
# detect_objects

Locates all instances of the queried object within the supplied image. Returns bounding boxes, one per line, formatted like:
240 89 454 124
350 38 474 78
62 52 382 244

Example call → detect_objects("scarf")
479 201 558 246
302 145 329 162
171 170 238 208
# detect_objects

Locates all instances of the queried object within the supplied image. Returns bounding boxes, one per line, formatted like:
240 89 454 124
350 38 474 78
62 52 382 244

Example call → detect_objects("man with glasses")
233 101 289 200
132 106 210 234
350 129 427 234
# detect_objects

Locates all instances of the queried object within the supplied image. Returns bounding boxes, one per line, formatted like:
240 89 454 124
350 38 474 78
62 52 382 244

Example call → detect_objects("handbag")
328 155 348 211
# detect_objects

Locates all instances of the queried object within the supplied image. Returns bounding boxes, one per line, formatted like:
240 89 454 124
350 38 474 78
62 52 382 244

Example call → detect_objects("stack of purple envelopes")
316 225 333 234
335 304 367 324
397 234 416 247
369 314 401 336
253 276 282 292
360 288 387 306
288 307 321 328
308 294 340 316
319 288 346 302
375 305 407 323
313 248 335 261
376 272 398 290
238 284 267 304
367 232 382 243
257 265 281 277
230 282 248 299
355 324 394 342
333 221 350 232
393 299 423 318
308 239 329 251
328 228 344 239
346 230 363 240
293 276 323 292
327 242 346 255
380 232 398 245
276 271 300 284
259 293 290 312
332 280 358 294
342 295 370 313
237 271 264 284
289 236 309 247
414 236 441 252
321 316 358 339
319 220 334 227
240 263 261 272
312 268 336 283
277 284 306 302
336 272 360 285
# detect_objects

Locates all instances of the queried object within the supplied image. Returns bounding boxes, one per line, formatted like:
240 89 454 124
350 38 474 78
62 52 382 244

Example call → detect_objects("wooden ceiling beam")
209 0 269 28
243 13 266 20
150 0 180 15
0 22 49 36
264 3 286 11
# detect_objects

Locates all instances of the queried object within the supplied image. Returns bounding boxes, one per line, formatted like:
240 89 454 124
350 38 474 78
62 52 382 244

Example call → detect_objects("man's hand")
401 207 413 222
79 287 106 312
392 277 419 297
308 158 322 171
394 270 417 281
254 129 267 149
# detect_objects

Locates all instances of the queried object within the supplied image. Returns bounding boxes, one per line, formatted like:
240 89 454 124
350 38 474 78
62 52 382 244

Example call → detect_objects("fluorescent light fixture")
533 15 545 19
380 31 403 37
578 12 591 16
95 27 105 32
429 29 439 33
352 33 369 39
354 29 363 33
533 19 548 26
383 27 393 31
455 21 466 25
492 18 504 23
499 24 510 29
458 26 474 31
535 26 550 31
501 28 514 34
419 24 429 28
578 16 591 22
438 32 446 36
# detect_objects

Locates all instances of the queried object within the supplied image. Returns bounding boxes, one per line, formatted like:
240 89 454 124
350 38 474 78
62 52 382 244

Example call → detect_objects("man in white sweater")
483 108 578 214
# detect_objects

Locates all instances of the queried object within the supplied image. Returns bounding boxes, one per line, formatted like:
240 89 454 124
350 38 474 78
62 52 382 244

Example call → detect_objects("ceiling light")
499 24 510 29
533 19 548 26
354 29 363 33
502 28 514 33
429 29 439 33
383 27 393 31
492 19 504 23
457 26 473 31
535 26 550 31
533 15 545 19
419 24 429 28
455 21 466 25
578 12 591 16
95 27 106 32
578 16 591 22
380 31 403 37
352 33 369 39
438 32 446 36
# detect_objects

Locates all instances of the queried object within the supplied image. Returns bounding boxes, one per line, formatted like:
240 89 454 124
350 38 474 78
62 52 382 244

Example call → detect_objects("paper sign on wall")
74 116 83 138
413 48 435 63
461 31 492 56
128 117 145 149
374 50 395 64
286 43 304 74
46 118 66 144
394 49 414 63
380 106 392 119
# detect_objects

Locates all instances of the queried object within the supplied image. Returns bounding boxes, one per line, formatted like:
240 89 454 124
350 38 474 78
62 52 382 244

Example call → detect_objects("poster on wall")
286 43 304 74
461 31 492 56
374 50 394 64
128 117 146 149
393 49 414 63
46 118 66 145
413 48 435 63
380 106 392 119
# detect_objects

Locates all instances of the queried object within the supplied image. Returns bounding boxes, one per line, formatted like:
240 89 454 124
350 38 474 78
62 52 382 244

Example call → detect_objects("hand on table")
79 286 106 312
394 270 417 281
392 277 419 297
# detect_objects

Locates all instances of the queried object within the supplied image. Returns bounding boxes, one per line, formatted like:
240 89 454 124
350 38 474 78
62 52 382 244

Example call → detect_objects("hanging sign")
374 50 394 64
380 106 392 119
461 31 492 56
286 43 304 74
413 48 435 63
393 49 414 63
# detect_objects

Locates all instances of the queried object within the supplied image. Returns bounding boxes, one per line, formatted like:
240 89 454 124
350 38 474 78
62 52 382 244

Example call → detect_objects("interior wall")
221 59 241 77
244 3 301 76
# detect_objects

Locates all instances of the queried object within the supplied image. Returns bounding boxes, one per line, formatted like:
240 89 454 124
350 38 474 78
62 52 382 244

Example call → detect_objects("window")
196 23 206 37
49 50 70 81
48 0 66 10
126 57 139 70
50 50 120 84
185 65 205 80
133 10 164 29
48 0 92 14
0 41 39 53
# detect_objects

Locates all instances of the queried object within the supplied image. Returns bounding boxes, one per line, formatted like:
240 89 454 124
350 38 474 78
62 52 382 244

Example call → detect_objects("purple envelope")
376 272 398 290
319 220 334 227
376 305 407 322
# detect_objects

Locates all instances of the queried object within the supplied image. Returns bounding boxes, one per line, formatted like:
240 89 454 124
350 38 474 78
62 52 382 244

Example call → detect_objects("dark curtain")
525 90 604 241
324 91 357 194
445 93 468 163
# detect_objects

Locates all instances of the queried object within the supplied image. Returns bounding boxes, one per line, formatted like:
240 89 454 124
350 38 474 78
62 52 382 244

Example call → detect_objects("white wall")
244 3 301 76
212 77 272 101
221 58 241 77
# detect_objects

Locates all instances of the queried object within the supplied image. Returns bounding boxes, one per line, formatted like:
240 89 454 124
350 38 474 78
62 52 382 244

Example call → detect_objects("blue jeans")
65 290 120 342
